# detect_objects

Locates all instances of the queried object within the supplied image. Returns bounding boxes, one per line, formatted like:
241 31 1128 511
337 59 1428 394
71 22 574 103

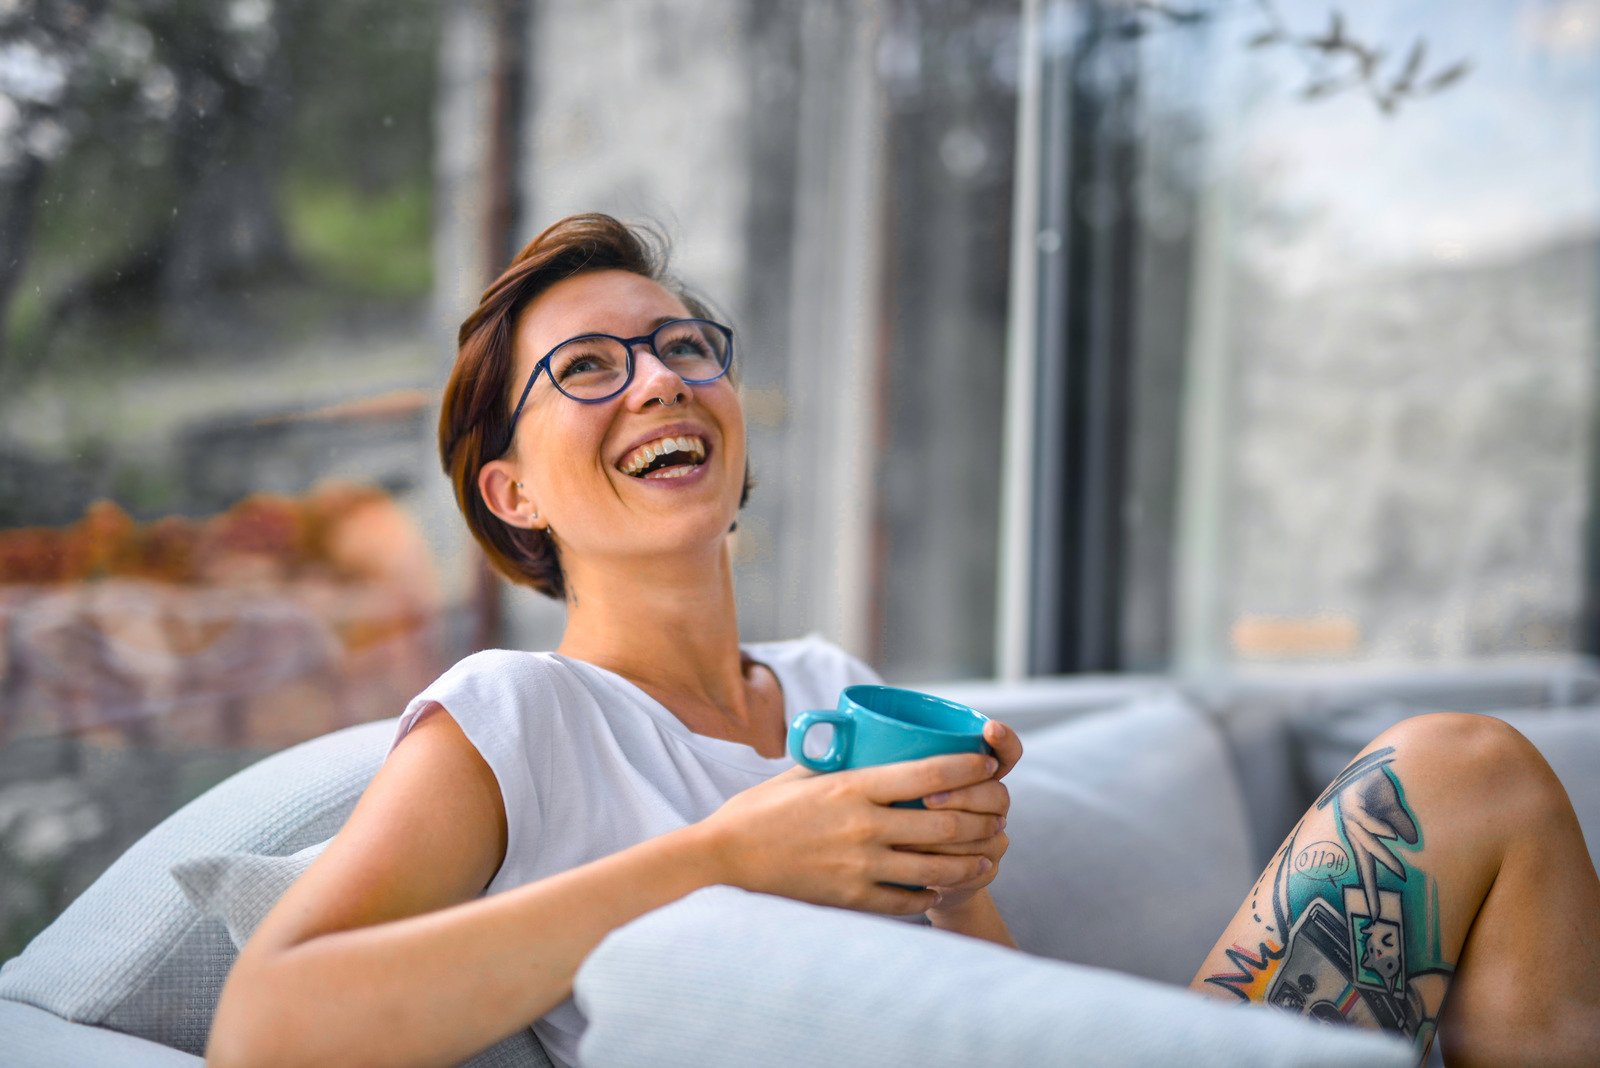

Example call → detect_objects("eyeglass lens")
548 320 729 400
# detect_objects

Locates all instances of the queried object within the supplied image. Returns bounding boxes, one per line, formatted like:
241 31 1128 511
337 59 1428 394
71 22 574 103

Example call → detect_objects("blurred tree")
0 0 438 369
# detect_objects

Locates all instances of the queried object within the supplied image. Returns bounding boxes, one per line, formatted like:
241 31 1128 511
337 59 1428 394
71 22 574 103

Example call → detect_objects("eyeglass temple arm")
499 361 545 455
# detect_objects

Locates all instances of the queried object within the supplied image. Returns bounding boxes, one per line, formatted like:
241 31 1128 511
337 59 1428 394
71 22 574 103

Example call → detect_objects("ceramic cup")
788 685 993 892
787 684 992 797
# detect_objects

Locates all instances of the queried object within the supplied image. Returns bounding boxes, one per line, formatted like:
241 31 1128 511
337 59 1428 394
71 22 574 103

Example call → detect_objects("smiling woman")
440 215 752 602
204 213 1021 1068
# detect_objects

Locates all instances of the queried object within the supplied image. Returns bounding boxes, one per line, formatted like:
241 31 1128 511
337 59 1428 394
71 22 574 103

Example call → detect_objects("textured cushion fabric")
170 839 329 950
167 837 553 1068
1186 657 1600 864
985 692 1256 986
1297 704 1600 872
0 998 204 1068
574 886 1414 1068
0 717 397 1055
921 675 1180 734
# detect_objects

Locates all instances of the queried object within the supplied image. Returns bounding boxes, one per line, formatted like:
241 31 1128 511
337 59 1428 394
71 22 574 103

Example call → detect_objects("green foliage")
1 0 442 375
287 175 433 296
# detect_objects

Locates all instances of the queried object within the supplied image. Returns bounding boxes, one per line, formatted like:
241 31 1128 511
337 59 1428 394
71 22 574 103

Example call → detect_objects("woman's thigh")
1189 712 1600 1063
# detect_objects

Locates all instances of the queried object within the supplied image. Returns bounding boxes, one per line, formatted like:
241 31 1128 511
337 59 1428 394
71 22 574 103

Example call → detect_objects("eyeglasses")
499 317 735 453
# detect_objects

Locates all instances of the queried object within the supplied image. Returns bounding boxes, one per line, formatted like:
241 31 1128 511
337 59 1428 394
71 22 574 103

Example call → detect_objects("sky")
1165 0 1600 290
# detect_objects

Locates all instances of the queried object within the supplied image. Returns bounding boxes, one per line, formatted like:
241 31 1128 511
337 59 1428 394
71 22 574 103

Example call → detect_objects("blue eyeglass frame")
497 317 735 456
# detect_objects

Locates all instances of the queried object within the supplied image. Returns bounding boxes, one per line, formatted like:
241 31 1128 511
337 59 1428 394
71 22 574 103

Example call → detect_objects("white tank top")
386 634 882 1067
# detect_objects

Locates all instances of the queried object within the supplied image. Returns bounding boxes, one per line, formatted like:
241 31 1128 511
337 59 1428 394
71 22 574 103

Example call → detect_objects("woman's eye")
663 338 711 360
557 356 597 379
553 346 617 380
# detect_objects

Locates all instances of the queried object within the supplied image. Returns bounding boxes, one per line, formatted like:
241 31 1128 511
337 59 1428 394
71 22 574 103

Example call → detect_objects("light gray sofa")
4 658 1598 1066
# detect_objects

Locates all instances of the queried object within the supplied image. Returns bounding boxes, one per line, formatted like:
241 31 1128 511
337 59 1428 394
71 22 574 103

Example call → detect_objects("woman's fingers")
902 831 1009 858
876 806 1002 846
922 778 1009 817
984 720 1023 779
845 752 998 805
877 849 991 890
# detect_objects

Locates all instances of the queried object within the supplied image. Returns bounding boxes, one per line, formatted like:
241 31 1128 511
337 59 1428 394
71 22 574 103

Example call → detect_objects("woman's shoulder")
388 649 590 761
419 647 567 700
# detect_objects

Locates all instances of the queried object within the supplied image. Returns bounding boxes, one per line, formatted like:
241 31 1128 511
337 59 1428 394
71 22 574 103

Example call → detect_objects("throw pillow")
170 839 330 950
575 886 1415 1068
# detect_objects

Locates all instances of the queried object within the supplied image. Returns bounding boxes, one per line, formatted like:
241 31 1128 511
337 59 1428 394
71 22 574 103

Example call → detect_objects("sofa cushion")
986 692 1256 986
165 838 554 1067
0 717 396 1056
574 886 1414 1067
923 675 1179 734
1297 705 1600 872
1188 657 1600 865
0 998 203 1068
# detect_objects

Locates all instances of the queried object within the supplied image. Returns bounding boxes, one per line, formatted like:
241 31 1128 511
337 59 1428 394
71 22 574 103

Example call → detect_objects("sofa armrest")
573 888 1414 1068
0 998 202 1068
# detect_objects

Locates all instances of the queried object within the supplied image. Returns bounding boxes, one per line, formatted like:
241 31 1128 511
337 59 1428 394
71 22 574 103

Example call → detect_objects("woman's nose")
623 345 692 409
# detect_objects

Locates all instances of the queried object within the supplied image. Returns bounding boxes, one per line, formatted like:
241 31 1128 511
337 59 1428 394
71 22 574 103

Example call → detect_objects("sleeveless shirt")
385 634 882 1067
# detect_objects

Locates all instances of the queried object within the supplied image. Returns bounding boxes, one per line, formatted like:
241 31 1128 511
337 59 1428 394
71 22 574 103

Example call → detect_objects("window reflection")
0 0 444 958
1119 0 1600 667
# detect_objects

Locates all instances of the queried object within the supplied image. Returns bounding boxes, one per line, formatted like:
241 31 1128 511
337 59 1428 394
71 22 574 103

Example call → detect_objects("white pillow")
575 886 1413 1068
168 840 555 1068
170 839 328 950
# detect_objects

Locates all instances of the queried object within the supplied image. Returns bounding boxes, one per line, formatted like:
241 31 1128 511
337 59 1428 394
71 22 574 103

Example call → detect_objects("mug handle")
788 709 853 772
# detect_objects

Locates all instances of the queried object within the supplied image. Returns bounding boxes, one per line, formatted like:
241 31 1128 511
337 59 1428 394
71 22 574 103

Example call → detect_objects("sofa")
4 656 1598 1066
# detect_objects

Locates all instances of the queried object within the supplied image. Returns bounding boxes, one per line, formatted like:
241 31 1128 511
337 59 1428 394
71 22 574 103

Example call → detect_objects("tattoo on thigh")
1204 747 1453 1053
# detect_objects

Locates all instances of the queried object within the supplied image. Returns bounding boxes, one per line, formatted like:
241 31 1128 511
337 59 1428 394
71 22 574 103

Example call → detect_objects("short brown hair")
439 213 749 600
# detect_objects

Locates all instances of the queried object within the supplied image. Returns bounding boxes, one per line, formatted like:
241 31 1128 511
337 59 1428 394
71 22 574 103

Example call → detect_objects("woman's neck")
554 543 755 725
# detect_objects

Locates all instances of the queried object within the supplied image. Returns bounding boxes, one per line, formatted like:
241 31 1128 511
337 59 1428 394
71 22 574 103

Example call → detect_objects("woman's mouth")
616 435 709 480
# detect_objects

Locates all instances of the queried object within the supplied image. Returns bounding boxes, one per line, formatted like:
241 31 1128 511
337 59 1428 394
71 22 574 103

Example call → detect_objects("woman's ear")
478 460 540 529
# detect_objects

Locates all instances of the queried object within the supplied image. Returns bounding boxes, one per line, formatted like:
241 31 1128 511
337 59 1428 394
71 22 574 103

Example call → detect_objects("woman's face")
486 268 746 569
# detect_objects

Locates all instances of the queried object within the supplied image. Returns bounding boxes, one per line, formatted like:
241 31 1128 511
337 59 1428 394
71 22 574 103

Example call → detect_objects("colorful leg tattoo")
1203 747 1453 1055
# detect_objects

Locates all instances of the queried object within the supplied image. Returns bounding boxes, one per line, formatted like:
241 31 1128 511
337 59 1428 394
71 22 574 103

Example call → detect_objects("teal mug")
788 685 993 892
787 684 993 805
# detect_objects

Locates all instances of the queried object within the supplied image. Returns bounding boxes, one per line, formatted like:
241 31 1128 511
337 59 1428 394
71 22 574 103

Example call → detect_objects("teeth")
620 435 707 476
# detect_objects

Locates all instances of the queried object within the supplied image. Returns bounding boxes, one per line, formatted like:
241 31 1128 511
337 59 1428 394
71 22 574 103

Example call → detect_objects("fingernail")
925 791 950 806
997 815 1006 831
985 757 999 774
992 722 1007 737
979 858 993 873
930 891 944 907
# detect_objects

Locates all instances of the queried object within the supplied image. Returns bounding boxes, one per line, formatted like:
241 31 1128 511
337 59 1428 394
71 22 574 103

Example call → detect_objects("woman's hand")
920 719 1021 914
701 750 1003 915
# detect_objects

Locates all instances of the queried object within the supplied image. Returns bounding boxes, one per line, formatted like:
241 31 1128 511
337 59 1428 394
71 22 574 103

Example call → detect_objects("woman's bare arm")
206 707 1003 1068
206 705 724 1067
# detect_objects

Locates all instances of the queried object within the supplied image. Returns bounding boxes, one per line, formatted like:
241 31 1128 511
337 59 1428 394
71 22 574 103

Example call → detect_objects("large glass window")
1161 0 1600 668
0 0 447 957
1018 0 1600 672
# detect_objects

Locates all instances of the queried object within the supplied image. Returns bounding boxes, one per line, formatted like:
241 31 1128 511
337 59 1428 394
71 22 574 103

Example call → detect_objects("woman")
209 214 1599 1067
208 214 1018 1068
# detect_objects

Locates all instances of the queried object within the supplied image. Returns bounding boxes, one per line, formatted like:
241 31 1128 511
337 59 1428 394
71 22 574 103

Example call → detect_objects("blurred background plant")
1 0 436 378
